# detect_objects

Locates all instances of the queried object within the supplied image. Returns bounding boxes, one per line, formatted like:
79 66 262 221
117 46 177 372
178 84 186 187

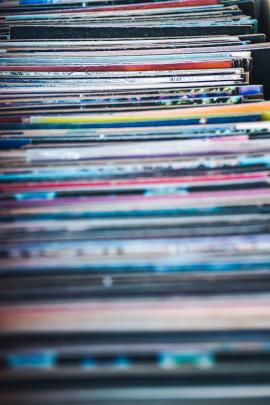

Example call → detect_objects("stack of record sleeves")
1 0 270 404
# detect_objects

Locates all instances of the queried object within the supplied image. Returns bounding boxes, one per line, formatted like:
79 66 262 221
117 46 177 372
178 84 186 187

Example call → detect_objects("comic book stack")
1 0 270 404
